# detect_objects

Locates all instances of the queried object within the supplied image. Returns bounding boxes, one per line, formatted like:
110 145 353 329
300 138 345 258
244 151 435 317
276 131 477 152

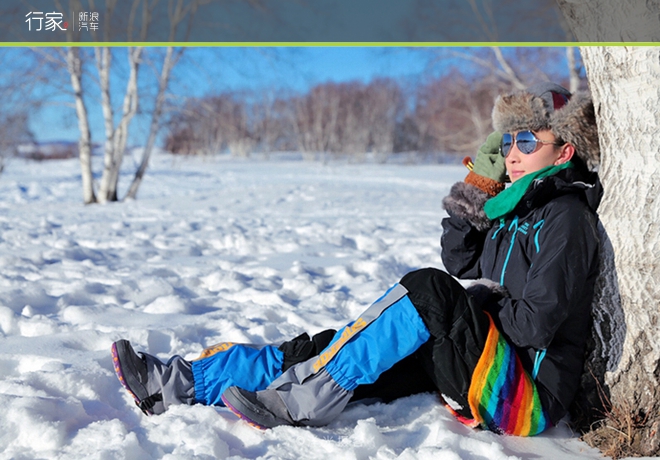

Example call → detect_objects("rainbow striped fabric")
464 313 551 436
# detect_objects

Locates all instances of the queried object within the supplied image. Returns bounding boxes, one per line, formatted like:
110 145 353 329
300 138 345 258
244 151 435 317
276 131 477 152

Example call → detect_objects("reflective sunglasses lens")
516 131 538 154
501 133 513 157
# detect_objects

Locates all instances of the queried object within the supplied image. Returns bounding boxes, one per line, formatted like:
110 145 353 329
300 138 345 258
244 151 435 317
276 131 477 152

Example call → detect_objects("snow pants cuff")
193 343 285 406
192 330 339 407
259 283 431 426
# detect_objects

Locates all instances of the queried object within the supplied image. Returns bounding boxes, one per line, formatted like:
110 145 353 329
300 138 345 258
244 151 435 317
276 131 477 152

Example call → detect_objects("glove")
442 181 492 231
465 278 509 308
464 131 506 197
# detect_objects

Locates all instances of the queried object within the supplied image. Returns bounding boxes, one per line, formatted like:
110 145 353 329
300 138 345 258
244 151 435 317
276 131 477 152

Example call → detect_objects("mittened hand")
473 131 506 183
464 131 506 197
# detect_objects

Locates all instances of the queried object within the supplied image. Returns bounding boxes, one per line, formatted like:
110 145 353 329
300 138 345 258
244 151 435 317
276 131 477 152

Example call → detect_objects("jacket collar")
484 163 573 220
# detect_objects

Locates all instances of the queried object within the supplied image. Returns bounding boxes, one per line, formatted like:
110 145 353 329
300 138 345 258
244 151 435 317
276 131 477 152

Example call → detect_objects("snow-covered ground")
0 153 614 459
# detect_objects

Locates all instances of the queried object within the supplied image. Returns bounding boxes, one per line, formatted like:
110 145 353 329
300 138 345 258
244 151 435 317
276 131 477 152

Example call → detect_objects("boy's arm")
441 132 504 278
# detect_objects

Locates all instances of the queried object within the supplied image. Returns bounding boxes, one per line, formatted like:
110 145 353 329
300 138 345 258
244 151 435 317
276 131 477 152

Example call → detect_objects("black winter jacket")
441 167 601 424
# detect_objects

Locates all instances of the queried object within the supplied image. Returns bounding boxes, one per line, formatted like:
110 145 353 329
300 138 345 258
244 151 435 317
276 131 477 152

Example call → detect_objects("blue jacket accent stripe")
533 220 545 253
532 349 547 380
500 216 519 285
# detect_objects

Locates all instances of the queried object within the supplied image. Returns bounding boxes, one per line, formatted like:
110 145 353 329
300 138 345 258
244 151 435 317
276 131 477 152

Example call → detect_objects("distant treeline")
164 71 525 160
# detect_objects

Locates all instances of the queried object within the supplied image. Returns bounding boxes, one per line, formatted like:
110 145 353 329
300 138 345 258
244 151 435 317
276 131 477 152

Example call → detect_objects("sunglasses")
500 131 560 157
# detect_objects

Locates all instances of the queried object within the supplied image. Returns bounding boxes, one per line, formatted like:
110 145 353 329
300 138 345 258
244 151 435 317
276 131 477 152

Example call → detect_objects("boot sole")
221 385 303 430
221 389 269 430
111 340 153 415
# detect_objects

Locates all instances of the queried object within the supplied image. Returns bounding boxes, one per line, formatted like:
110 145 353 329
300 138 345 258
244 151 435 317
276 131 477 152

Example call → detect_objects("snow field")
0 154 609 459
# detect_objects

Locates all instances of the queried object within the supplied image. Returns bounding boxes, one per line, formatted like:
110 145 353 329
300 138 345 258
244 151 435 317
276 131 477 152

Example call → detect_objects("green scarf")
484 163 573 220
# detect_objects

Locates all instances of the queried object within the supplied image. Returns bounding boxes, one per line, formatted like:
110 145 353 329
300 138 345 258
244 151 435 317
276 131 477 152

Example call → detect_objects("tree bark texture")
557 0 660 41
581 46 660 456
96 47 142 203
66 47 96 205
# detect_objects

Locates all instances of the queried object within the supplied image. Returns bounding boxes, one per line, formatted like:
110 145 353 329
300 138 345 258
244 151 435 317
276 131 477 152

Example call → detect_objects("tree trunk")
557 1 660 42
578 45 660 457
125 47 179 200
66 47 96 204
96 47 142 203
95 47 117 203
60 0 202 204
110 46 142 197
555 1 660 455
565 47 581 93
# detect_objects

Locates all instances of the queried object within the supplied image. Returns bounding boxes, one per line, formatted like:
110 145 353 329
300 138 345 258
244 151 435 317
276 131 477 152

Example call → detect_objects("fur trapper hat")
492 82 600 171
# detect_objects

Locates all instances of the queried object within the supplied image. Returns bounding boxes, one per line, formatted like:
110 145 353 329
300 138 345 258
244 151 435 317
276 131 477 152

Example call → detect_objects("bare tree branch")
490 47 526 90
125 46 179 199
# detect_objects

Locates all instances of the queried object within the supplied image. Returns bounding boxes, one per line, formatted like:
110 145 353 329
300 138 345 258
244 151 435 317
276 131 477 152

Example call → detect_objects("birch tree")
66 47 96 204
59 0 206 203
556 3 660 457
125 0 197 199
95 46 142 202
582 46 660 459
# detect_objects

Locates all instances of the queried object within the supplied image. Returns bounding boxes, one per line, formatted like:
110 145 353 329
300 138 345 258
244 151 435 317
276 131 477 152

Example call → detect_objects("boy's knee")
400 268 461 298
399 268 476 337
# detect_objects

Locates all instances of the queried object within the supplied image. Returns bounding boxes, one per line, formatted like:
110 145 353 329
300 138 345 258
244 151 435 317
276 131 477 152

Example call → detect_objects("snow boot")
111 340 195 415
222 283 432 428
222 386 296 430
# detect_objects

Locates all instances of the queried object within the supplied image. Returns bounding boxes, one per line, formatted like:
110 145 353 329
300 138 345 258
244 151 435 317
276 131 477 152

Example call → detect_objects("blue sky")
182 47 431 92
24 46 572 144
28 47 432 143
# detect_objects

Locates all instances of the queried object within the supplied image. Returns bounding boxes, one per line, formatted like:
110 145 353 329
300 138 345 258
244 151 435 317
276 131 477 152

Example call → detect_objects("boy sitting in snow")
112 82 601 436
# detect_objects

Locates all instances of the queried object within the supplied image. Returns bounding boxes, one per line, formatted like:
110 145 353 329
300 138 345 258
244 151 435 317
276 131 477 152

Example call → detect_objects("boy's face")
504 129 567 182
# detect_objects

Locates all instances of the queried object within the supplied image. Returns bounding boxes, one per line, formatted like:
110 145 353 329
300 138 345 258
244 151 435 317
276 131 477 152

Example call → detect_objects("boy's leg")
221 283 433 428
193 330 336 407
399 268 490 420
112 268 483 420
222 268 491 429
112 330 336 415
351 353 437 404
